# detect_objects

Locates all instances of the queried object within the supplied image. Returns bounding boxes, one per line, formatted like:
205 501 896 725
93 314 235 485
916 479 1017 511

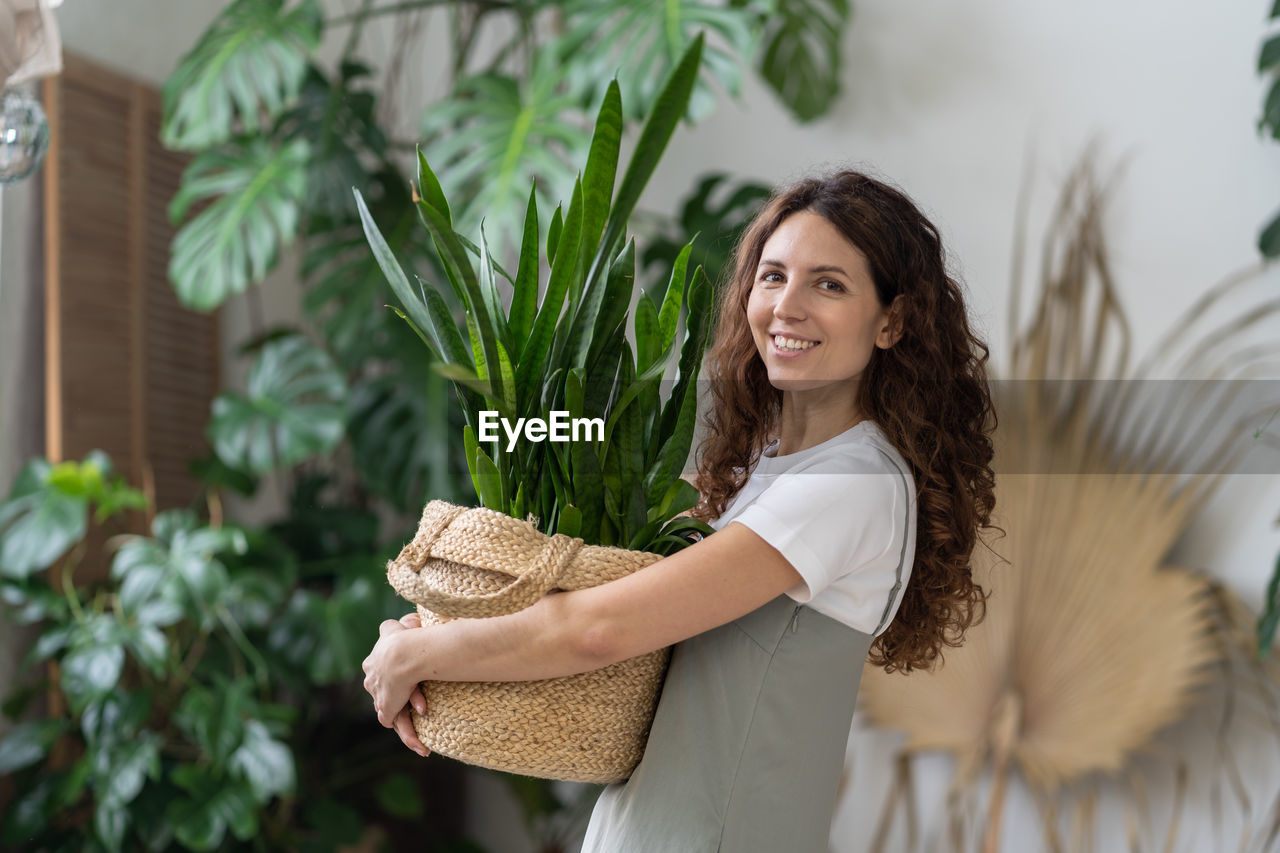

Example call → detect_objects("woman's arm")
362 522 803 740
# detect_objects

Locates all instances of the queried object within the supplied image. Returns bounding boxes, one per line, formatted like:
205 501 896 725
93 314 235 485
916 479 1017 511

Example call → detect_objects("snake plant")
357 36 714 553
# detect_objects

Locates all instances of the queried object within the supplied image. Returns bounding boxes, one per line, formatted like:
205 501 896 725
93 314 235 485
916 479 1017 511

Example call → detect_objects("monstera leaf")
169 137 310 312
640 172 771 292
420 48 590 249
161 0 323 151
554 0 762 122
301 168 429 366
757 0 851 122
208 335 347 474
276 61 389 224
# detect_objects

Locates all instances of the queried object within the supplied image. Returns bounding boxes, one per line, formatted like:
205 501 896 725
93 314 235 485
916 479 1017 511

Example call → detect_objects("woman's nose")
773 281 807 320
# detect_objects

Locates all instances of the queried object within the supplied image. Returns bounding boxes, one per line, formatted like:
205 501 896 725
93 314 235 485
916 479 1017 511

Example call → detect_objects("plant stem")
59 547 86 625
340 0 376 60
217 604 271 691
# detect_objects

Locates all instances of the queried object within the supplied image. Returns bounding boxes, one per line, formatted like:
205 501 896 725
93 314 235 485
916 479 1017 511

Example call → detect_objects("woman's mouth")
771 334 820 354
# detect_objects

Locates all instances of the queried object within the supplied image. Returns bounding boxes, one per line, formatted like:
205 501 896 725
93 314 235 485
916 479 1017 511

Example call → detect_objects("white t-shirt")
710 419 916 636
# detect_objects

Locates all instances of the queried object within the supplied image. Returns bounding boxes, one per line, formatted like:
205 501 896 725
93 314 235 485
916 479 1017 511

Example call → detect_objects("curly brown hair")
691 169 997 674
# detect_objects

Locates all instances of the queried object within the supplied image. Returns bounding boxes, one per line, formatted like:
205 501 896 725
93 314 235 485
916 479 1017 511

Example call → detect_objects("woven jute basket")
385 500 670 784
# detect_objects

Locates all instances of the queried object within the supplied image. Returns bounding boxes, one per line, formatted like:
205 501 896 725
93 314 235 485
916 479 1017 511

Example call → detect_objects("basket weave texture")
386 500 670 784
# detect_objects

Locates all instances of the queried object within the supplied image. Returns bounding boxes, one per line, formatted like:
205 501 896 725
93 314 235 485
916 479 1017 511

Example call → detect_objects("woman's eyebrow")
758 258 850 277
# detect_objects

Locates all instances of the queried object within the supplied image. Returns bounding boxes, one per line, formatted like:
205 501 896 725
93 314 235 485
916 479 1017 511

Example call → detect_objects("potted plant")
356 37 716 784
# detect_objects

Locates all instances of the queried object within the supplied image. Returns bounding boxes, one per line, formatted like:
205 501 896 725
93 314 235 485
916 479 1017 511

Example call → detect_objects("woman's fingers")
393 706 430 757
379 618 404 638
410 685 427 715
399 612 422 629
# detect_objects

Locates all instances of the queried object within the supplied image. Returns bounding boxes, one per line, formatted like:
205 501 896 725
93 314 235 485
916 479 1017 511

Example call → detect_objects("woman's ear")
877 295 906 349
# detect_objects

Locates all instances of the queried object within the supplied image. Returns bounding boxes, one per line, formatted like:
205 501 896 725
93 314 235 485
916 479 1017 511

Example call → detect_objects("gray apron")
580 594 874 853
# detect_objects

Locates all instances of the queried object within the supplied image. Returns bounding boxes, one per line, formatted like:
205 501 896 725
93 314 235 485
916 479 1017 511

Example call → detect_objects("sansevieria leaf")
169 137 310 312
208 335 347 474
162 0 323 151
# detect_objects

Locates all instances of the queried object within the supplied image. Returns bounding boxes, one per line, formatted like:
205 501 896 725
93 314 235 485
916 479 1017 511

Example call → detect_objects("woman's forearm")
396 590 608 684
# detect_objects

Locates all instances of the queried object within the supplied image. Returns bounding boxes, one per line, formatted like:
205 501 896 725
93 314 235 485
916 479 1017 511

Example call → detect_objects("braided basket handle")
387 503 585 619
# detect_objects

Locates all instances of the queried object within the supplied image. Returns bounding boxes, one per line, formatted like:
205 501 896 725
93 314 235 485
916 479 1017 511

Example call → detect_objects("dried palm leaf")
856 152 1280 853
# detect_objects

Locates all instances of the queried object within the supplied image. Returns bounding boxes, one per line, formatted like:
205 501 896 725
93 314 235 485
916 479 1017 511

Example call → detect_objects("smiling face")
746 210 898 399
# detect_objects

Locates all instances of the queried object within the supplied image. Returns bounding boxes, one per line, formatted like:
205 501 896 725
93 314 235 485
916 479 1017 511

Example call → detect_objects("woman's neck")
774 390 865 456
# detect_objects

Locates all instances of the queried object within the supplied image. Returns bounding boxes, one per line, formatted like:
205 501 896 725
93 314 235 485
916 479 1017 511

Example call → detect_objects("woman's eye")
759 271 783 283
819 279 845 292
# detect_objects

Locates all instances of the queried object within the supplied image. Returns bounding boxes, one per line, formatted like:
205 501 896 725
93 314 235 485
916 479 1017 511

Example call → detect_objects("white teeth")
773 335 818 351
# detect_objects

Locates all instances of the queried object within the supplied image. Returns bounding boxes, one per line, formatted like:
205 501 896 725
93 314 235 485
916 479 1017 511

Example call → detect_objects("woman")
363 169 997 852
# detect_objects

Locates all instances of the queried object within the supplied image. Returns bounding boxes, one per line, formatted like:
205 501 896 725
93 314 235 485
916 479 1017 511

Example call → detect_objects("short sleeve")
728 451 900 603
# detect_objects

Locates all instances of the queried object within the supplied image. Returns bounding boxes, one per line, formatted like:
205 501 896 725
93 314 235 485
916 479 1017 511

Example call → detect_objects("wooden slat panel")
49 70 136 485
141 92 216 512
45 53 219 530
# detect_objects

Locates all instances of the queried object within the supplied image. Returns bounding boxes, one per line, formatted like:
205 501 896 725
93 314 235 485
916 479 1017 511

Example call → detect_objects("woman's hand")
362 613 431 757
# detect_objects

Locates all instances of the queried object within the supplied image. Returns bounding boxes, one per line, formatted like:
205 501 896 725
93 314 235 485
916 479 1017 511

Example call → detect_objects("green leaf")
376 773 424 820
1 778 54 846
642 172 770 296
114 538 187 627
556 504 583 538
510 187 542 345
169 766 258 850
279 62 390 222
0 719 67 773
1263 77 1280 140
1260 207 1280 259
758 0 850 122
634 293 662 371
416 142 452 226
1261 33 1280 74
581 80 623 256
175 682 249 765
412 159 510 406
61 641 125 709
230 719 295 801
161 0 323 150
1259 548 1280 656
569 441 604 542
94 798 128 853
208 334 347 473
547 204 564 267
0 458 88 579
554 0 757 124
472 447 505 510
100 733 161 807
649 372 700 491
656 240 693 352
127 625 169 676
420 53 591 250
169 137 310 311
347 366 466 511
519 181 585 392
596 33 705 275
189 452 259 497
354 188 445 361
303 798 363 845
